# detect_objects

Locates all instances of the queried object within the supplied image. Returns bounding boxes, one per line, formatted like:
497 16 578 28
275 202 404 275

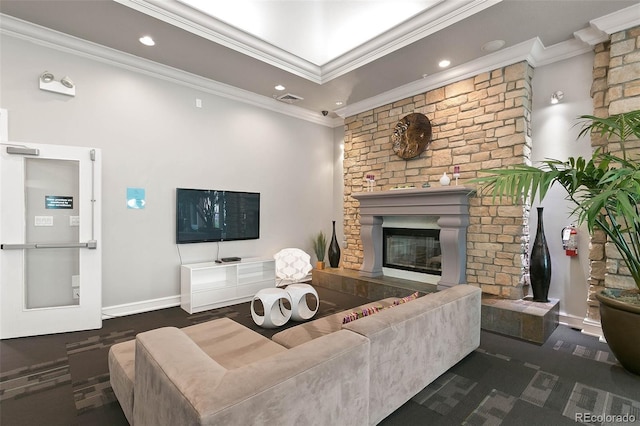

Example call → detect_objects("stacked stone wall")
343 62 533 299
587 26 640 320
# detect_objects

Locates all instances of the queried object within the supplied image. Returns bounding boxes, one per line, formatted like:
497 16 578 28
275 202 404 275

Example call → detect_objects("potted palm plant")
312 231 327 270
473 110 640 375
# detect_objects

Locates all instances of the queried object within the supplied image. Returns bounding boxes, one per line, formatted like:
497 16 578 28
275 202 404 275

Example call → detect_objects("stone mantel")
352 186 475 289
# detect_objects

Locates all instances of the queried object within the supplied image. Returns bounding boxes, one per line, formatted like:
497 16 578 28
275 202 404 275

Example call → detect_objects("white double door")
0 142 102 338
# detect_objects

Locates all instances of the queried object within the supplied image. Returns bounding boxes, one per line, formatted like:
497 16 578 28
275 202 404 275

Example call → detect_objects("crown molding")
529 37 595 68
573 25 609 46
335 3 640 119
591 3 640 35
319 0 501 83
3 2 637 128
117 0 501 85
335 37 552 118
574 4 640 46
115 0 323 83
0 14 333 127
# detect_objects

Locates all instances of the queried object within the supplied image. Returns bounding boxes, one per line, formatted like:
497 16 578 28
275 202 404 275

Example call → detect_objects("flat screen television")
176 188 260 244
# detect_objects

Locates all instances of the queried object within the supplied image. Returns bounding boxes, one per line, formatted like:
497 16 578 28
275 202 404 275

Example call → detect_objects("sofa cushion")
109 317 286 423
272 297 399 348
108 339 136 425
182 317 287 368
134 327 229 425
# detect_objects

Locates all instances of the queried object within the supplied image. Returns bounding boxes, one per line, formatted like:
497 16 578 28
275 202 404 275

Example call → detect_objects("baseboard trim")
558 313 604 340
102 295 181 319
558 313 586 330
581 317 604 341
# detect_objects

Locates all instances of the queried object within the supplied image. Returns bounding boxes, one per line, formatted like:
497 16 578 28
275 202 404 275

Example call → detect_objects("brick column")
586 26 640 325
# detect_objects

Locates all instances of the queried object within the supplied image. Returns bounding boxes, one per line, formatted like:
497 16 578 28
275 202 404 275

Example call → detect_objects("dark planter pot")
596 289 640 375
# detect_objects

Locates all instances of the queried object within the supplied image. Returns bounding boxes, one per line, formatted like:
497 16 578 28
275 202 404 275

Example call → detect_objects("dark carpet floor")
381 324 640 426
1 285 639 425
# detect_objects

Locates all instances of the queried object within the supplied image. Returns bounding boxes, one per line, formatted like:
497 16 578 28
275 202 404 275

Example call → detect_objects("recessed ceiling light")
274 84 285 91
482 39 506 52
335 101 343 106
438 59 451 68
139 36 155 46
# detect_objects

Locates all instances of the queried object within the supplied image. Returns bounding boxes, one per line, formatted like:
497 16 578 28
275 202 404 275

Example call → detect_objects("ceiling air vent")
276 93 304 104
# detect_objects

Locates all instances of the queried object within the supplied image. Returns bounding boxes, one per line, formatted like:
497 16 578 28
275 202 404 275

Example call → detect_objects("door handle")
1 240 97 250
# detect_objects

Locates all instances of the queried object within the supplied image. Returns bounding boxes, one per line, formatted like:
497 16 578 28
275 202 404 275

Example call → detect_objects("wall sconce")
39 71 76 96
550 90 564 105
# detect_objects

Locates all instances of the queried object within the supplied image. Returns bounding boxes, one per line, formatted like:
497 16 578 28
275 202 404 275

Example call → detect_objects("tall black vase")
530 207 552 302
328 220 341 268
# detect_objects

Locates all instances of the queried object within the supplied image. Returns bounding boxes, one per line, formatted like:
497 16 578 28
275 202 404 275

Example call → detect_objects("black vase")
530 207 551 302
328 220 341 268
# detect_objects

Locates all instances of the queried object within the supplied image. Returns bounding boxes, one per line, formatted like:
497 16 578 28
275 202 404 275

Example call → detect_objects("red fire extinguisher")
562 224 578 256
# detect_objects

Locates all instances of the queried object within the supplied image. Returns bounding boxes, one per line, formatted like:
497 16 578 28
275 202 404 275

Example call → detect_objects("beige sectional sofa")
108 318 292 424
109 284 481 425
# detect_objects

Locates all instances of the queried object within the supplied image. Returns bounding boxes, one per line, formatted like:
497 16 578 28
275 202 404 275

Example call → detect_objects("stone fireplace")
342 61 533 300
352 186 474 290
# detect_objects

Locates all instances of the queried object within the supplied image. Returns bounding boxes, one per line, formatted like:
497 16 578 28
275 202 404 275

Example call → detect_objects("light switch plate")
34 216 53 226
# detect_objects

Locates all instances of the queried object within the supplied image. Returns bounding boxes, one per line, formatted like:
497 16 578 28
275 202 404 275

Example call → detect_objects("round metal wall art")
392 113 432 159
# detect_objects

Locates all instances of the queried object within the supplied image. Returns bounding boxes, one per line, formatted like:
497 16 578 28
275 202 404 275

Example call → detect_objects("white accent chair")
273 248 313 288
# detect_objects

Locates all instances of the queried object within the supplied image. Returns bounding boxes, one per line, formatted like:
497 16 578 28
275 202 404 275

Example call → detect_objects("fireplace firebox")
383 228 441 275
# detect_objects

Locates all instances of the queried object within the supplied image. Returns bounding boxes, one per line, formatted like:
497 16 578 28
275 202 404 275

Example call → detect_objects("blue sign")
127 187 146 209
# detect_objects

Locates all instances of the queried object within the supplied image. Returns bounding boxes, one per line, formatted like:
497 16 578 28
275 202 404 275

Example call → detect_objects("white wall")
530 52 595 327
332 125 345 255
0 36 337 311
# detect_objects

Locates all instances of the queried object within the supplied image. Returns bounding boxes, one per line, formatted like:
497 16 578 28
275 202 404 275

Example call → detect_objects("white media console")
180 257 276 314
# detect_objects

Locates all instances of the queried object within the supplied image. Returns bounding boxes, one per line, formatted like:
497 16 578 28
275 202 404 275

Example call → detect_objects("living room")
0 1 635 327
1 1 640 424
